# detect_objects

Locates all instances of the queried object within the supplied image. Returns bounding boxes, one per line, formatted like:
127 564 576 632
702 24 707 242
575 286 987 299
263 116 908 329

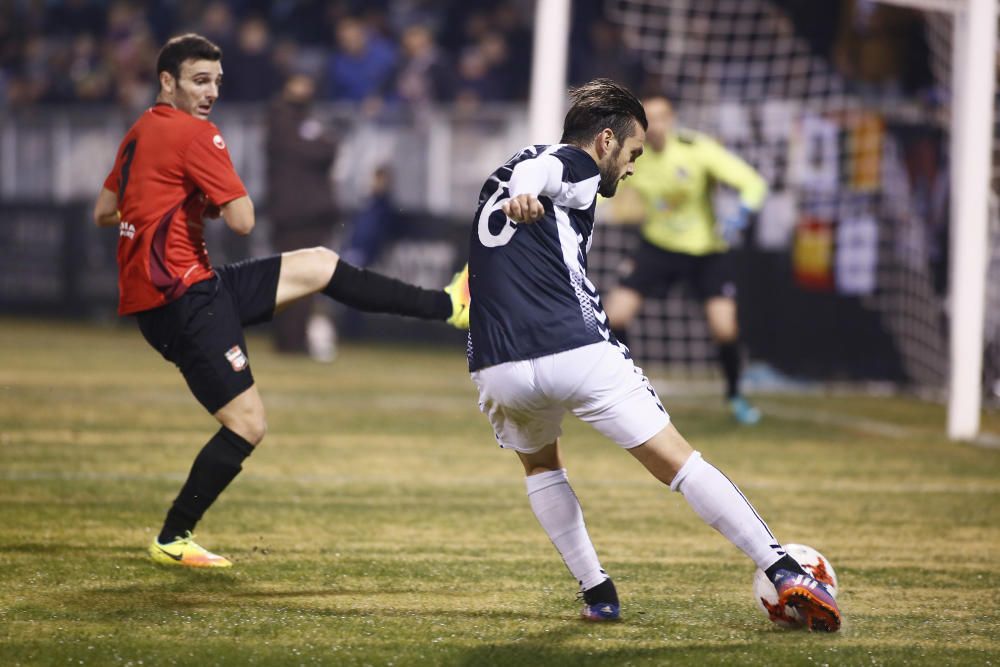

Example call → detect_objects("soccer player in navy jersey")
94 33 469 568
466 79 839 631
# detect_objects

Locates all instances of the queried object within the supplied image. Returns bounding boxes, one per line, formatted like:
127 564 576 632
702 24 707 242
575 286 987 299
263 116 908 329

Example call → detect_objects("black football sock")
582 577 619 605
765 554 807 580
718 342 741 399
158 426 253 544
322 260 451 321
611 326 629 348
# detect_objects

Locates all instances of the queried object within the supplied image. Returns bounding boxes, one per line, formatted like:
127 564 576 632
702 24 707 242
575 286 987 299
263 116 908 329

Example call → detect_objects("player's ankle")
765 554 806 580
582 577 619 605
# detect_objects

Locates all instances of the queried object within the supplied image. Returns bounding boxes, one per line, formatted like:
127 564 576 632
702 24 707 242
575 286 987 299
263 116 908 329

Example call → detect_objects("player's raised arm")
702 137 768 213
93 187 120 228
220 195 255 236
501 153 564 223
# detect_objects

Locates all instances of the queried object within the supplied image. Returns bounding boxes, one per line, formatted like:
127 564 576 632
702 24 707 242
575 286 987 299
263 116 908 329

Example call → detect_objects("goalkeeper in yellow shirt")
605 96 767 425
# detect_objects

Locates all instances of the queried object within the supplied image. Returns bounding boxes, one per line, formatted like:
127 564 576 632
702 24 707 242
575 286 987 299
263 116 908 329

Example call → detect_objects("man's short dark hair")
560 78 648 146
156 33 222 81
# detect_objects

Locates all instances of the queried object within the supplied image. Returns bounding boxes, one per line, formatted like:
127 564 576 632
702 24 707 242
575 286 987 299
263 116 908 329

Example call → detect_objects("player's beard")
597 145 623 198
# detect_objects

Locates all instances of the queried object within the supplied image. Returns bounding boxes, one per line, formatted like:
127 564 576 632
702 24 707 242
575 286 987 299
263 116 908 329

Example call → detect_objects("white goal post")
882 0 997 440
529 0 997 441
529 0 572 144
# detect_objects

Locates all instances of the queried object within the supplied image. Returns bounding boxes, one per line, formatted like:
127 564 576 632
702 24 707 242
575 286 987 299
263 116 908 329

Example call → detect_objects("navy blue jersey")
467 144 614 371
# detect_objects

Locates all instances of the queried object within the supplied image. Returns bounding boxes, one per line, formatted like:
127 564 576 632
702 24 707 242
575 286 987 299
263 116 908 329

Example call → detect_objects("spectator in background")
455 33 515 110
341 165 402 269
490 4 532 99
223 15 279 101
105 1 158 113
326 15 396 107
196 1 237 54
13 35 52 106
67 33 113 103
44 36 83 103
266 72 339 360
382 24 455 113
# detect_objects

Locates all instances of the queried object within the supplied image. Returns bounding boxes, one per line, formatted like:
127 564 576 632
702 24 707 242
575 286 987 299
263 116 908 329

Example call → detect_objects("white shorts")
470 341 671 454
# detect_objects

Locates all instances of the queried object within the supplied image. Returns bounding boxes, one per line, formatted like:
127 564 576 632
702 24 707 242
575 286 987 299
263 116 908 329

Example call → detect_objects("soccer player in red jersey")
94 34 470 568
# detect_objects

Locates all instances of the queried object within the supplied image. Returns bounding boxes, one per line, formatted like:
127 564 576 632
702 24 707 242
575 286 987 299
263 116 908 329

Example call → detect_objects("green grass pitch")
1 319 998 666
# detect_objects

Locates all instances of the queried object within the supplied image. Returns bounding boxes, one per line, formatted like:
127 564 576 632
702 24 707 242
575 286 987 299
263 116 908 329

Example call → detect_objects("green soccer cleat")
445 263 470 330
149 531 232 568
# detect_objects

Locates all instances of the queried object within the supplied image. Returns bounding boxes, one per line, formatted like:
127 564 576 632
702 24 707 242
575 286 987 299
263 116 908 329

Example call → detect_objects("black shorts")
618 240 737 301
136 255 282 414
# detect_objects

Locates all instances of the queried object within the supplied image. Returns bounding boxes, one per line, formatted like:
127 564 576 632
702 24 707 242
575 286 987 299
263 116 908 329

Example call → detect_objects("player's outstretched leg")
522 457 620 621
275 248 469 329
630 424 840 630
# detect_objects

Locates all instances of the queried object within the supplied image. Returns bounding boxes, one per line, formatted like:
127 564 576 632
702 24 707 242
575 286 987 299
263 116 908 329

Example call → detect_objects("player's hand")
722 205 751 242
502 194 545 223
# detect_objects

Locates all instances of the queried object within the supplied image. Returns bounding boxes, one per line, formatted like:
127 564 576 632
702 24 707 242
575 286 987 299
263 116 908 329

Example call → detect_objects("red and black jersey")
102 104 247 315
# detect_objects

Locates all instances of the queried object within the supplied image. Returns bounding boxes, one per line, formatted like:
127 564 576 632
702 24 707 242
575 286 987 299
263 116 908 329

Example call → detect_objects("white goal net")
593 0 1000 403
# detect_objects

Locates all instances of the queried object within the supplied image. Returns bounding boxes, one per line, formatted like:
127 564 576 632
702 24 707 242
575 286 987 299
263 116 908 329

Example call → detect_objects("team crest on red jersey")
224 345 247 371
213 134 226 150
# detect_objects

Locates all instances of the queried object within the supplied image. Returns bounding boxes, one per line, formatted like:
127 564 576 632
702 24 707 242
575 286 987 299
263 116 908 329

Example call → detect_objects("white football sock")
670 451 784 572
525 468 607 591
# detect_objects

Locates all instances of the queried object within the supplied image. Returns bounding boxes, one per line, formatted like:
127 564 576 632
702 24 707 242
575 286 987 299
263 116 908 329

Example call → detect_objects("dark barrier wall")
0 203 118 318
0 204 906 382
734 250 906 382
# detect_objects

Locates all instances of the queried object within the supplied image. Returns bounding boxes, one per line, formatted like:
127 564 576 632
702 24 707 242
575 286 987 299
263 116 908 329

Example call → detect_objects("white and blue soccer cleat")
579 577 621 622
772 569 841 632
581 601 621 622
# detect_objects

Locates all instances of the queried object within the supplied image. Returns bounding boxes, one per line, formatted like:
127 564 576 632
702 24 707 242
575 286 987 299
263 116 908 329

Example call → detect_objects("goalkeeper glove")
722 205 752 243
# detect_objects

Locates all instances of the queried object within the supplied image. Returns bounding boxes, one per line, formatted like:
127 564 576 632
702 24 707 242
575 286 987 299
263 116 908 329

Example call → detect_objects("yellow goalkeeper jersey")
624 130 767 255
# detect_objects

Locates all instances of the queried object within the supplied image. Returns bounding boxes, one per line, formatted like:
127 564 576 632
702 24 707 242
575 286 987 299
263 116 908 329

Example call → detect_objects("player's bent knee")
234 417 267 446
629 424 694 486
311 246 339 268
218 403 268 446
306 246 339 286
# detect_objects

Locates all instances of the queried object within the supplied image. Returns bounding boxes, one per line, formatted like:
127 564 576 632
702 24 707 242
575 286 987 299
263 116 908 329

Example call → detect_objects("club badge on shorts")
225 345 248 372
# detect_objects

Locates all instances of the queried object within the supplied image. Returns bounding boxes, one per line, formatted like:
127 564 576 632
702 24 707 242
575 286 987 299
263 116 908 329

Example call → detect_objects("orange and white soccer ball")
752 543 839 628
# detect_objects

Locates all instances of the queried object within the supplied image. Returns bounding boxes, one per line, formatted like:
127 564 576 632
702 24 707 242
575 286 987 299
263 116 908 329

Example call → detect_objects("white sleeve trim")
509 153 565 200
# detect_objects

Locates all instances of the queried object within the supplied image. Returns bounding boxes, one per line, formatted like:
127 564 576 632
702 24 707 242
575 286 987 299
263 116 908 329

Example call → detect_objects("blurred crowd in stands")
0 0 646 114
0 0 935 114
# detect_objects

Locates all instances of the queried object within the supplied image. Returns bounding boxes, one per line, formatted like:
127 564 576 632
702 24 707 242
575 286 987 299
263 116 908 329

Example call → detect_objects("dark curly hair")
560 78 648 146
156 33 222 82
